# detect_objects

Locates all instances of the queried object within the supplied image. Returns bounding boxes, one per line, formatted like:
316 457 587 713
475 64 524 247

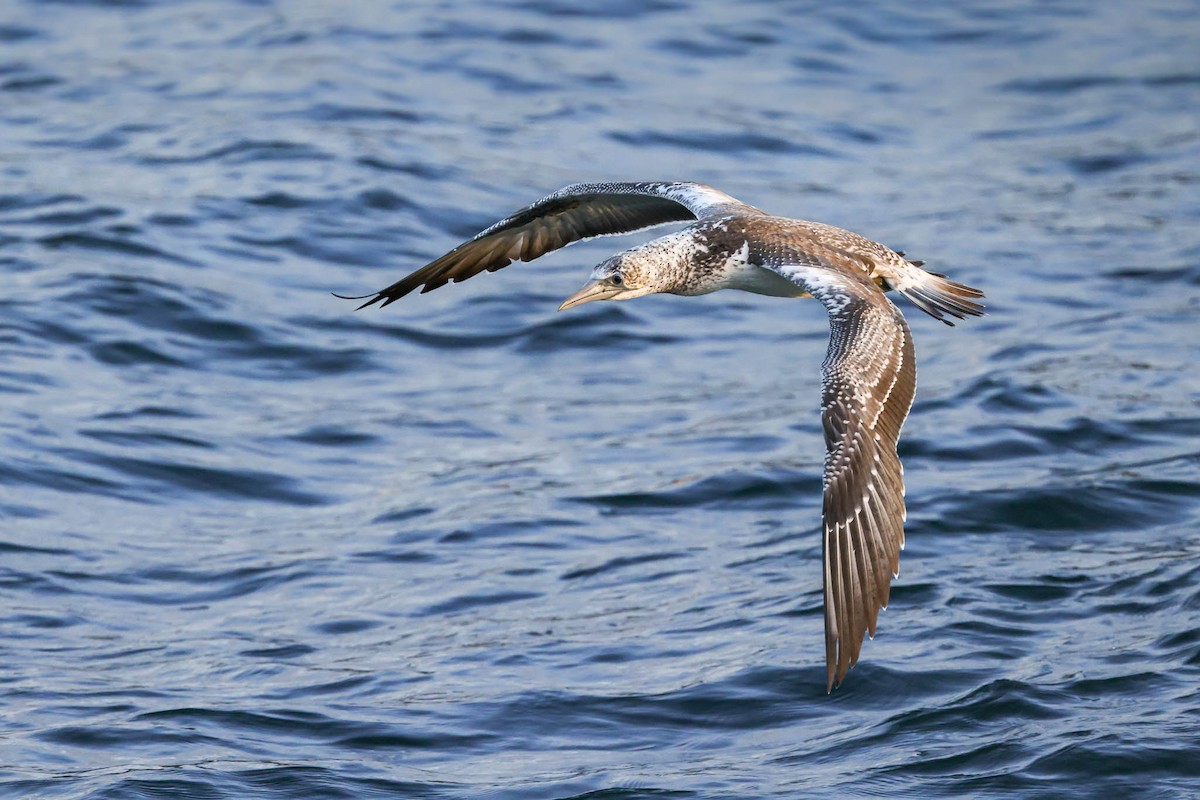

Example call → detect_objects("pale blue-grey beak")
558 279 623 311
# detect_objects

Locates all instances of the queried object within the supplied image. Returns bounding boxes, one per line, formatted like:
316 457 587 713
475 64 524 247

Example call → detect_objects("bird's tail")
892 260 985 326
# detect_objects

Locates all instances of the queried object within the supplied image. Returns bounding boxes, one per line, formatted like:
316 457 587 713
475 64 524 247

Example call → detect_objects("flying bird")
340 181 984 691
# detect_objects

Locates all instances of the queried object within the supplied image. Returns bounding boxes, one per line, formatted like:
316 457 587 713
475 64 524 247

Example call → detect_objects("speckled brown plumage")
341 181 985 691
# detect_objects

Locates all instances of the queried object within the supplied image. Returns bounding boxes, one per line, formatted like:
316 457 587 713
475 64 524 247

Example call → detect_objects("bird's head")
557 254 663 310
558 237 689 311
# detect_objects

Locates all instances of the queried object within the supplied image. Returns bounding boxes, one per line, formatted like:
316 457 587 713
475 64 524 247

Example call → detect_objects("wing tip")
331 290 388 310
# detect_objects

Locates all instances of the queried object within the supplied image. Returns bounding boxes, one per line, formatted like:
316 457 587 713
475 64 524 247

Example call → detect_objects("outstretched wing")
343 182 762 309
764 264 916 692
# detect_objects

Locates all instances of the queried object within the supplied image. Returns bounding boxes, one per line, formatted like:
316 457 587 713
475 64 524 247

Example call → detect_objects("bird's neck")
636 225 800 298
629 228 730 296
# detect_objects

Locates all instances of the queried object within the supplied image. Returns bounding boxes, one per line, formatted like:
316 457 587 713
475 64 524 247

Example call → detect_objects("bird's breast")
720 259 812 298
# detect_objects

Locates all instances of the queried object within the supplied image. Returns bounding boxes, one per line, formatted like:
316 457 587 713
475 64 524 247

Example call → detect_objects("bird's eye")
609 274 624 286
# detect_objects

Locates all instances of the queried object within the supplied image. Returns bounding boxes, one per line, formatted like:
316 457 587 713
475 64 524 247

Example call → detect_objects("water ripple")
3 1 1198 798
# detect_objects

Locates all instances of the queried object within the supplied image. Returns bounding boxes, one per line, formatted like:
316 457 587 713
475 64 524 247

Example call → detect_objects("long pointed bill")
558 279 623 311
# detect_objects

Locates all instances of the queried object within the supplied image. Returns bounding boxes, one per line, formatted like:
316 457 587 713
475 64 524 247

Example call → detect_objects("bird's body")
342 181 984 691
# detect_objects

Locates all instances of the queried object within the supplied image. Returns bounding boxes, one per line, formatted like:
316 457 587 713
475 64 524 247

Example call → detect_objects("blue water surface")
2 1 1199 798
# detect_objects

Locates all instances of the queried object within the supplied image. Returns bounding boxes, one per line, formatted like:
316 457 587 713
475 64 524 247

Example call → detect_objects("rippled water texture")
3 1 1199 798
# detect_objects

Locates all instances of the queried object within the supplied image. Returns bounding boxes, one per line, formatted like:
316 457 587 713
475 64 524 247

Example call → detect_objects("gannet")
339 181 985 691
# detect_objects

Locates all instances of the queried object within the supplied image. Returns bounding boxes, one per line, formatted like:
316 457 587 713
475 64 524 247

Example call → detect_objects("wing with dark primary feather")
342 181 762 309
764 263 916 692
